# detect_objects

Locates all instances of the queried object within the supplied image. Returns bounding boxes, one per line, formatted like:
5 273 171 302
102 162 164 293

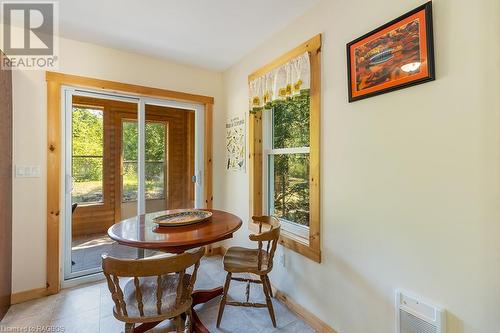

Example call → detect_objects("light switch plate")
15 165 41 178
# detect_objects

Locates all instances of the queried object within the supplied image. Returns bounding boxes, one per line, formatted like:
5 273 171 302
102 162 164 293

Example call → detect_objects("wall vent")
396 290 445 333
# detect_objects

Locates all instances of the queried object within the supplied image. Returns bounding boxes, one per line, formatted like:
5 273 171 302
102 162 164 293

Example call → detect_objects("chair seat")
223 246 270 274
115 273 192 322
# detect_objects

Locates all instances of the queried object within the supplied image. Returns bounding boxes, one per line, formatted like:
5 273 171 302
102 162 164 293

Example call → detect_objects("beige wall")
219 0 500 332
11 36 224 293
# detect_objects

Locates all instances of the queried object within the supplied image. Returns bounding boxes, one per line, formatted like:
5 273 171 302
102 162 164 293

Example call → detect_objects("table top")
108 209 242 253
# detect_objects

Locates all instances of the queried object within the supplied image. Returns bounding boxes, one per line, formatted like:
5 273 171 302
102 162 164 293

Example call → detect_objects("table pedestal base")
132 287 223 333
191 287 223 333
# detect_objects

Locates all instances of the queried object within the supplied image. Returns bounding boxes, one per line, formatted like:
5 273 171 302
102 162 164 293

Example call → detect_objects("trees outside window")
72 107 104 204
121 120 166 202
268 93 310 227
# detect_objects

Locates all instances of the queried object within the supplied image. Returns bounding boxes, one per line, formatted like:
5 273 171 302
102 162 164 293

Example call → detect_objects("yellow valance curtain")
249 52 310 112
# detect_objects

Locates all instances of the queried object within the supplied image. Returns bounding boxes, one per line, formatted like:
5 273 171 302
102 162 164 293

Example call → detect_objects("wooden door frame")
46 72 214 294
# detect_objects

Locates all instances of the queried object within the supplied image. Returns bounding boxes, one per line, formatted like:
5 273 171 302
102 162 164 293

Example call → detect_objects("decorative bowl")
152 210 212 227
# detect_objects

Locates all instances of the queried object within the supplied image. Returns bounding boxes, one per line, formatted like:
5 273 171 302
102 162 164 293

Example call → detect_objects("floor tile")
51 308 100 333
196 298 261 333
244 299 299 332
52 283 101 320
268 319 317 333
1 293 60 325
0 310 53 330
99 315 126 333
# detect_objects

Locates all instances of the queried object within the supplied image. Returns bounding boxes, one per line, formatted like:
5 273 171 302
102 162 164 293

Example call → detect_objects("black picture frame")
346 2 435 102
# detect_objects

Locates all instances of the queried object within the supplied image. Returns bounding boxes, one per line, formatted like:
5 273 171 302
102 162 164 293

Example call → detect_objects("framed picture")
225 115 246 172
347 2 435 102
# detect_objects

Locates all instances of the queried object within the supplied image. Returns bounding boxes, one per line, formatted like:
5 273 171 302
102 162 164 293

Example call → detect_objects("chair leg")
175 315 183 333
216 272 232 327
124 323 135 333
264 275 273 298
186 308 193 333
261 274 277 327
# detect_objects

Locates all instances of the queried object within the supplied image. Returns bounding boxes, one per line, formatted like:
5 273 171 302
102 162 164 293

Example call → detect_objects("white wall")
11 36 224 293
219 0 500 333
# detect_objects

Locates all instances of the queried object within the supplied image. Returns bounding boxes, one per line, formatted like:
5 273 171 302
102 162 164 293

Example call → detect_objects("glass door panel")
64 90 203 282
145 104 195 213
120 119 139 219
70 103 107 276
65 92 138 280
144 121 167 213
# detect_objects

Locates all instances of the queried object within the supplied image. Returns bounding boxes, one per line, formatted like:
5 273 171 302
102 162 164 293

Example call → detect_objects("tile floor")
1 255 316 333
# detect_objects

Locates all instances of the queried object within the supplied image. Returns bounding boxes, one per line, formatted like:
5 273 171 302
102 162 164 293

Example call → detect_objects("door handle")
193 171 202 186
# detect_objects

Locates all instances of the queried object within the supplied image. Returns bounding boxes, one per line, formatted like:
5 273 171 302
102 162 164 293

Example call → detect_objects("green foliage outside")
71 108 166 204
271 92 310 226
72 108 104 203
121 121 165 202
272 92 310 149
121 121 166 162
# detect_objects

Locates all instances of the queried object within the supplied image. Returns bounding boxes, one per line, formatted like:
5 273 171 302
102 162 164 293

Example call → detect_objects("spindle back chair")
102 247 205 333
217 216 281 328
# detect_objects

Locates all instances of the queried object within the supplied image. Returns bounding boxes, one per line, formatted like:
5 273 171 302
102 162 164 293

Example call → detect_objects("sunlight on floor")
72 235 115 251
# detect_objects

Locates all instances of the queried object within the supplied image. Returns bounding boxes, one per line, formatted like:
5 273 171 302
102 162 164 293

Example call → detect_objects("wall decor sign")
225 115 246 171
347 2 435 102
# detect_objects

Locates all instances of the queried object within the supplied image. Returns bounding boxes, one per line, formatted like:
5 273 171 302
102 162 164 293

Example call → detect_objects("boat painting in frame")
347 2 435 102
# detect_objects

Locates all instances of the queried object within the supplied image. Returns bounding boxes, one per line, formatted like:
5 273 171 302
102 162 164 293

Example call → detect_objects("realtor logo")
1 1 59 69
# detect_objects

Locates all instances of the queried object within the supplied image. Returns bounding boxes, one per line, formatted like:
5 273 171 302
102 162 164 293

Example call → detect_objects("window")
265 93 311 237
72 106 104 204
122 120 167 202
249 34 321 262
145 122 167 200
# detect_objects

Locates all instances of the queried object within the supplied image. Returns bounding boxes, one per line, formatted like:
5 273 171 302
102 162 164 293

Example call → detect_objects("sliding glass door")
62 87 204 281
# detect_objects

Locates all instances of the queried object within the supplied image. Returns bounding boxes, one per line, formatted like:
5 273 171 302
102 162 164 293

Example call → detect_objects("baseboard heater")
396 290 445 333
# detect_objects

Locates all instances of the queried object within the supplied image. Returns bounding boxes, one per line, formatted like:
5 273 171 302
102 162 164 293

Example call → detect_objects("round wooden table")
108 209 242 333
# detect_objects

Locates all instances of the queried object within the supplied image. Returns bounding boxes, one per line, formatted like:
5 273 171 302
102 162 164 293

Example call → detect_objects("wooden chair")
101 247 205 333
217 216 281 328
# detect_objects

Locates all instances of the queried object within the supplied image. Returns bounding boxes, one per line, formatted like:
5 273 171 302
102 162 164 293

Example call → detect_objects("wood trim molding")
45 72 214 296
248 34 321 81
274 289 338 333
46 79 61 294
308 36 322 258
11 288 50 305
249 112 263 216
203 103 213 209
46 72 214 105
248 35 322 263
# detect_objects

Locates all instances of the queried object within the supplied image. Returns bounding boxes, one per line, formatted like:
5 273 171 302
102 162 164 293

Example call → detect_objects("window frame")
249 34 321 263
